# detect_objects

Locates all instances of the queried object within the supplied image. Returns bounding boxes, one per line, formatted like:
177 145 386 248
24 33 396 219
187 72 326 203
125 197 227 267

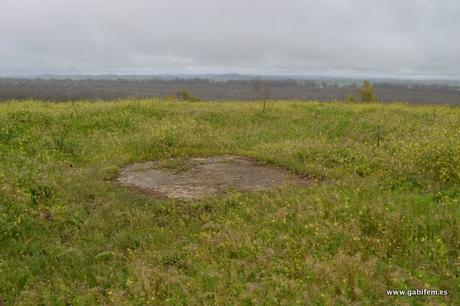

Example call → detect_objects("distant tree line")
0 78 459 104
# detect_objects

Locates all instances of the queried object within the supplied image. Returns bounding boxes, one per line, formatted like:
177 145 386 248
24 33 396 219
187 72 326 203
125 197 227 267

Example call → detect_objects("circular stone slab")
116 155 307 200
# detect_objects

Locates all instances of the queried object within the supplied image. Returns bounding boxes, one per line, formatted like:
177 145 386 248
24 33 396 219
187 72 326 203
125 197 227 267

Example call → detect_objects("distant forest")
1 78 459 104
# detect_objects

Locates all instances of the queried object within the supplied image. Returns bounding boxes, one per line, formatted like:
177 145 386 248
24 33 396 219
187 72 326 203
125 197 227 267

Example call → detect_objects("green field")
0 100 459 305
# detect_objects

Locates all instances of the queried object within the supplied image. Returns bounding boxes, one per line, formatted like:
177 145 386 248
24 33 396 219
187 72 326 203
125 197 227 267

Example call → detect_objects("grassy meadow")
0 99 459 305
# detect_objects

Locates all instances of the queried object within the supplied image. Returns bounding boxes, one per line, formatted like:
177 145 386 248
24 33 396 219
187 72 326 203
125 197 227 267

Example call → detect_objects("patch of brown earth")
116 155 308 200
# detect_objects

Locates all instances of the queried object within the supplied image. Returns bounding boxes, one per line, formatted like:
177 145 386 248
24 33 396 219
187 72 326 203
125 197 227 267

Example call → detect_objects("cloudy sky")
1 0 459 78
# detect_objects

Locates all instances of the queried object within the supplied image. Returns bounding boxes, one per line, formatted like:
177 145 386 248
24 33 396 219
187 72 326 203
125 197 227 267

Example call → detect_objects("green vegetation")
0 99 459 305
177 88 200 102
360 81 378 103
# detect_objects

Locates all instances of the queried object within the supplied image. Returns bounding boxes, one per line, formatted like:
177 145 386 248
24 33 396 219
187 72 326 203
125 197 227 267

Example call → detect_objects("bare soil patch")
116 155 307 200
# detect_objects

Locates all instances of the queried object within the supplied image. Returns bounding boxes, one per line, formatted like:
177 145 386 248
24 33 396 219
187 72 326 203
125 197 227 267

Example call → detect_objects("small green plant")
177 88 200 102
27 183 53 205
360 80 378 103
251 78 273 112
52 121 78 155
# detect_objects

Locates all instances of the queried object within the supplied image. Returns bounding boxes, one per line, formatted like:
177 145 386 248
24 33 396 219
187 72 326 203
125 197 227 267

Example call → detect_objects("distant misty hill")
0 76 459 104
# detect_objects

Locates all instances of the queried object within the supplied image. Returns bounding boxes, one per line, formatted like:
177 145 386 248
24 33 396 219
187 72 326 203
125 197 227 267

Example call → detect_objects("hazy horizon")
3 72 460 83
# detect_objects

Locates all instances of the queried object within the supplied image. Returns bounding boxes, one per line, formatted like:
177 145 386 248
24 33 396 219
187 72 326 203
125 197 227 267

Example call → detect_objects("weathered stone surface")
117 155 307 200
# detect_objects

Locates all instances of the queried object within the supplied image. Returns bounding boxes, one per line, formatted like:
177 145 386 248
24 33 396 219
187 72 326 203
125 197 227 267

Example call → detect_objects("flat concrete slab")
116 155 307 200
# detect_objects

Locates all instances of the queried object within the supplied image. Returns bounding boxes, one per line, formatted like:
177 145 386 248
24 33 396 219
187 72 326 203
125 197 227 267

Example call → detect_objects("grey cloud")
1 0 459 77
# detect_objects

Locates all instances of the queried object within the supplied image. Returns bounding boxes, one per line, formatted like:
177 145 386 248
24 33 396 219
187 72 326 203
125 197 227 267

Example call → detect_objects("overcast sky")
1 0 459 78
